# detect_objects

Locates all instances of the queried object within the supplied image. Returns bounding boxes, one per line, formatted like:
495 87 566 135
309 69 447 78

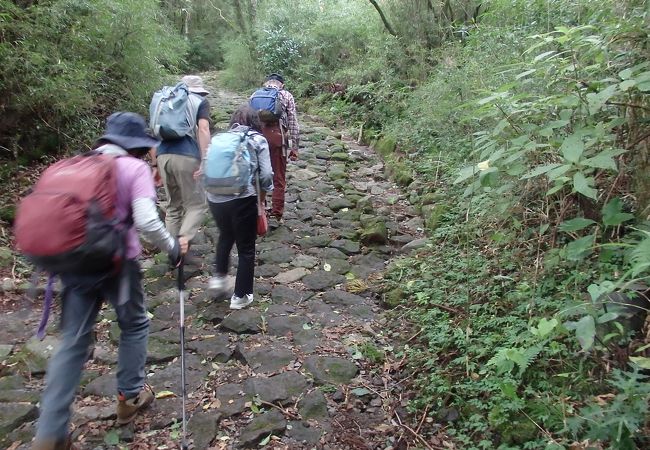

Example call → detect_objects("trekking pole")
177 258 189 450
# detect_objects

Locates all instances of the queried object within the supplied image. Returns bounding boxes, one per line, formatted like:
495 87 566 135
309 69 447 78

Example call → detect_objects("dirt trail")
0 75 434 449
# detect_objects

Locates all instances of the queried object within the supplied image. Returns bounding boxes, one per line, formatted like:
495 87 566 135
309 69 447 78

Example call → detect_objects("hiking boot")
207 275 227 295
230 294 254 310
116 384 155 425
268 216 283 229
31 436 76 450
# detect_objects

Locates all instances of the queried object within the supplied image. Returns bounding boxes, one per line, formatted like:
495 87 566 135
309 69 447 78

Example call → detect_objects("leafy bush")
259 0 650 447
255 26 302 77
0 0 186 162
185 31 225 71
220 38 262 91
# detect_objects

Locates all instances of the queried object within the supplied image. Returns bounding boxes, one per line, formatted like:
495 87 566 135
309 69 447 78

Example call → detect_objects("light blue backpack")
203 130 254 195
149 82 202 140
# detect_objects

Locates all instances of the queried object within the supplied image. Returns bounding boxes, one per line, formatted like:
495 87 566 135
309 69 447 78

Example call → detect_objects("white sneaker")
230 294 254 310
208 276 226 294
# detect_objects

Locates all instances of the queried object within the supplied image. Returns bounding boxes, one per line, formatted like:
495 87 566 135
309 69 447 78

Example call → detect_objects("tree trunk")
368 0 397 37
231 0 250 39
231 0 257 59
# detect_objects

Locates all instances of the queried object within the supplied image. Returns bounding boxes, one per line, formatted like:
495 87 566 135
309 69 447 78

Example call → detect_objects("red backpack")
14 152 126 274
15 152 130 339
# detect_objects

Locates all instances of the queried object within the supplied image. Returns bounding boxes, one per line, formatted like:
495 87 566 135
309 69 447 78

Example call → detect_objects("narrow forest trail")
0 75 442 449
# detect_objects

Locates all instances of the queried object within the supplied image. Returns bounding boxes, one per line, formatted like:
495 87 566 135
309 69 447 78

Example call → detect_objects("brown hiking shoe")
116 384 155 425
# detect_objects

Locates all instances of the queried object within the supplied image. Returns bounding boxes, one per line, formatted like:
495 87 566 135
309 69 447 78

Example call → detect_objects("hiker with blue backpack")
15 112 189 450
203 104 273 310
149 75 211 250
249 73 300 224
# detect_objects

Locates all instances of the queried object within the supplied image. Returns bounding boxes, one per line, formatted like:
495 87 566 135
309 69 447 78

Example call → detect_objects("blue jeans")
36 260 149 441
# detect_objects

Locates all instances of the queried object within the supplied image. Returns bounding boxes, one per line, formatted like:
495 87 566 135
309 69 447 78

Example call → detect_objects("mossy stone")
394 168 414 187
0 246 13 266
356 196 373 213
345 193 364 204
375 136 397 157
496 417 539 445
0 205 16 223
420 192 438 206
333 180 352 192
153 252 168 265
331 152 351 162
384 158 413 187
328 166 347 181
422 203 447 232
145 264 169 279
384 288 404 308
360 220 388 245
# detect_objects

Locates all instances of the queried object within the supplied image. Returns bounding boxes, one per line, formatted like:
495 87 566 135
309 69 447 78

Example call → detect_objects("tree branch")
368 0 397 37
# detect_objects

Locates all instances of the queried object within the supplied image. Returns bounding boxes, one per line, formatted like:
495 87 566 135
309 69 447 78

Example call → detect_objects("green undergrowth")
383 185 650 448
274 2 650 447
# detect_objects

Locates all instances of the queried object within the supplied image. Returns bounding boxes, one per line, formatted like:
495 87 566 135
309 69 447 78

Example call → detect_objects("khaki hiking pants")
158 153 207 242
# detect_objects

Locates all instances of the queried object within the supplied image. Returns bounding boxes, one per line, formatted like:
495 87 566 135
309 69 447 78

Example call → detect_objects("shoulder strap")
185 94 204 141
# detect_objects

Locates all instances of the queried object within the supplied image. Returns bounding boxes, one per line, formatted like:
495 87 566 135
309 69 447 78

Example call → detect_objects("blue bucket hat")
99 112 160 150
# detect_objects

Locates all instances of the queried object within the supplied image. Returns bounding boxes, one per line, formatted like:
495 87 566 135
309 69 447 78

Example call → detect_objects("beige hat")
181 75 209 95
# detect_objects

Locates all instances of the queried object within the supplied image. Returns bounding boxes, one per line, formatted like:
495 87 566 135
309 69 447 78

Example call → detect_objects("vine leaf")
582 149 625 171
629 357 650 369
561 133 584 163
602 197 634 226
530 317 558 337
573 172 597 200
586 84 619 115
520 163 562 180
566 234 594 261
559 218 596 232
566 315 596 351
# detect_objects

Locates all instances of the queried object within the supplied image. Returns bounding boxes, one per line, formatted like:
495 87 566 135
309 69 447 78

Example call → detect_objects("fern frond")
628 230 650 277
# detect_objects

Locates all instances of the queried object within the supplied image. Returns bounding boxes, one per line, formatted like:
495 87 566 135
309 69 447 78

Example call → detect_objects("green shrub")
0 0 186 160
220 38 262 91
185 31 225 71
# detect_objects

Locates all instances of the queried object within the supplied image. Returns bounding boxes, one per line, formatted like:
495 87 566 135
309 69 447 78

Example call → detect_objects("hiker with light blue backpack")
203 104 273 310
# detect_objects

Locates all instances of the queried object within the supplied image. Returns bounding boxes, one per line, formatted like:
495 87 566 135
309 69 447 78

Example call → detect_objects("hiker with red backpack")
204 104 273 310
16 112 189 450
249 73 300 225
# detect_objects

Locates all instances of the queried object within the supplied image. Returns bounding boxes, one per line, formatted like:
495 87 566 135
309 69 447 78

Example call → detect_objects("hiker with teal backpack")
203 104 273 309
149 75 211 251
249 73 300 225
15 113 189 450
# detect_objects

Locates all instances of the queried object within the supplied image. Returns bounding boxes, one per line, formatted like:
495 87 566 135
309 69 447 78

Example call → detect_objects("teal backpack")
149 82 202 140
203 129 254 196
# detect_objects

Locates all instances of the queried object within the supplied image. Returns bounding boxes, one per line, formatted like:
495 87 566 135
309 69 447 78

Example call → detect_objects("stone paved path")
0 75 429 449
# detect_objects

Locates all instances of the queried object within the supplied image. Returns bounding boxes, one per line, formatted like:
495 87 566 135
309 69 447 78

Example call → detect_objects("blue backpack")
149 82 202 140
250 87 283 122
203 130 254 196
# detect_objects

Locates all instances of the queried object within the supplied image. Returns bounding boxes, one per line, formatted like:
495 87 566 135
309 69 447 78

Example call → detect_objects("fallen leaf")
155 390 176 399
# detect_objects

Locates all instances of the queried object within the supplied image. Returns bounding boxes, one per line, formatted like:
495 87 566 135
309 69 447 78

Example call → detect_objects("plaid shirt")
278 89 300 151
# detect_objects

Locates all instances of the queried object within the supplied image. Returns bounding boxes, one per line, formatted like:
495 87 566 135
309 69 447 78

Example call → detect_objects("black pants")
208 196 257 297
